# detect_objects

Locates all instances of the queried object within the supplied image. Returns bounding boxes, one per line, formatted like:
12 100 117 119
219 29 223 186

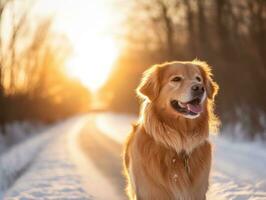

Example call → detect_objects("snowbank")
0 121 47 155
0 126 54 198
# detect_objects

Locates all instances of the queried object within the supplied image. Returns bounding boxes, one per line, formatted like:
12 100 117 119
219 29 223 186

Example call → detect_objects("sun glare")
36 0 119 91
67 36 118 91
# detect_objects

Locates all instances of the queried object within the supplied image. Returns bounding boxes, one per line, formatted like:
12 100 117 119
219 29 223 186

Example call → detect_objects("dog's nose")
191 84 204 96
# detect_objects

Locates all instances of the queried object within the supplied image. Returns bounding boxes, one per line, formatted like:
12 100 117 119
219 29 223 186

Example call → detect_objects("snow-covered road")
1 116 93 199
0 113 265 200
0 115 126 200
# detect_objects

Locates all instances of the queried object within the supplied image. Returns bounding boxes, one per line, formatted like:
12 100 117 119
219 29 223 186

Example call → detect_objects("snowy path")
78 117 127 200
1 113 265 199
0 115 126 200
1 116 93 199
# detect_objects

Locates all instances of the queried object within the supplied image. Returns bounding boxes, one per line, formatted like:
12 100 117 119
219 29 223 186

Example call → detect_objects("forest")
0 0 91 133
102 0 266 140
0 0 265 140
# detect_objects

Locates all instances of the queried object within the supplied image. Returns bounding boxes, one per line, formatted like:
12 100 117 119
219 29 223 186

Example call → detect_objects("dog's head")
137 60 219 119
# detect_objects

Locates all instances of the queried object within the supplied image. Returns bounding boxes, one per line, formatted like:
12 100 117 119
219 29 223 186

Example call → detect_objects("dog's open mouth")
170 98 203 116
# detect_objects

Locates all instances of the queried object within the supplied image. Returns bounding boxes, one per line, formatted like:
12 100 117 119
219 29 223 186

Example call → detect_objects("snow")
1 112 265 199
209 137 266 200
0 115 124 200
67 116 126 200
95 112 137 143
0 116 91 199
96 112 266 200
0 121 47 155
0 125 53 198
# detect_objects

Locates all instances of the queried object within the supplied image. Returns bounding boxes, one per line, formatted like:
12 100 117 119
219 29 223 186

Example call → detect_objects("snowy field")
0 113 265 199
96 112 266 200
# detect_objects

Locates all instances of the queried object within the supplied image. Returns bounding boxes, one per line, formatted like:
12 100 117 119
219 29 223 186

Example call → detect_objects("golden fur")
123 60 219 200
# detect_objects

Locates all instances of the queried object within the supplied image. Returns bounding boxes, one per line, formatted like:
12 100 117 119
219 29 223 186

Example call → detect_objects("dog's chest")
166 151 195 186
163 144 211 189
170 151 191 182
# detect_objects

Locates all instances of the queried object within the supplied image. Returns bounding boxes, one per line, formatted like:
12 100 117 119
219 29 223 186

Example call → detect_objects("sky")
33 0 122 91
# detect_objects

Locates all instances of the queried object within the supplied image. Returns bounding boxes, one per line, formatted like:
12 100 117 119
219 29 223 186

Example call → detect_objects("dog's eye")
171 76 182 82
196 76 201 82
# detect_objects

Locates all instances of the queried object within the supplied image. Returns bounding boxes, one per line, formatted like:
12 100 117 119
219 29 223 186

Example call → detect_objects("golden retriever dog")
123 60 219 200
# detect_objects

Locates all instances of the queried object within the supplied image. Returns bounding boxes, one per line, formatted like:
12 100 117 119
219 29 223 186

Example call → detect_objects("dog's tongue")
187 103 203 113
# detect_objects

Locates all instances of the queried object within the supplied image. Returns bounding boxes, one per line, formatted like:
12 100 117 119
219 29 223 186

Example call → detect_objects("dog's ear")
137 65 161 101
206 76 219 100
196 60 219 100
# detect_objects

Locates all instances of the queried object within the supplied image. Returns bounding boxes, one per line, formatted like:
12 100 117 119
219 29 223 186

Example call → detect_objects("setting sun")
66 35 118 91
36 0 119 91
